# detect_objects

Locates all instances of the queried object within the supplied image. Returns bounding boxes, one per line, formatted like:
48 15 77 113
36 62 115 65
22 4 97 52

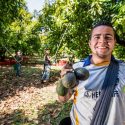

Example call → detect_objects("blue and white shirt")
70 56 125 125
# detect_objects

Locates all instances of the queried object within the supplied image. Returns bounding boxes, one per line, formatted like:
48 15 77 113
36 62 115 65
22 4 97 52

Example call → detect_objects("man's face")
89 25 116 58
17 51 21 56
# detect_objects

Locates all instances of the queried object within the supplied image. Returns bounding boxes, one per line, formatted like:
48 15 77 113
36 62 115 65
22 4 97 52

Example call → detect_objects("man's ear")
89 40 91 47
115 39 117 44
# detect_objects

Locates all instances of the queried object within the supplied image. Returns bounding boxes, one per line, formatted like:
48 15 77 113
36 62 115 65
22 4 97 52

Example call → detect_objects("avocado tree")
0 0 25 60
38 0 125 60
0 0 42 59
9 12 41 55
0 0 26 59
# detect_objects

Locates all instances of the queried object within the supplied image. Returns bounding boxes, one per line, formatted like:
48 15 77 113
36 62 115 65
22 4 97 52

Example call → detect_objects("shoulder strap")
90 56 119 125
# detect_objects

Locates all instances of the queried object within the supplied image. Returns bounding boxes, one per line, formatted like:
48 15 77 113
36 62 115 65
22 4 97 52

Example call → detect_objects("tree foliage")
1 0 125 60
39 0 125 60
0 0 26 34
0 0 41 57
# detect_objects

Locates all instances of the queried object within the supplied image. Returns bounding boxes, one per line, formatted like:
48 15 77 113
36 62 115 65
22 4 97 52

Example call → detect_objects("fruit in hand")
56 67 89 97
56 80 68 96
61 68 89 89
61 72 77 88
74 67 89 80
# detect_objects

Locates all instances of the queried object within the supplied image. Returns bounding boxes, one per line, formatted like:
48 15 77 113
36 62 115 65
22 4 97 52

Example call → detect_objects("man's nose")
99 36 107 44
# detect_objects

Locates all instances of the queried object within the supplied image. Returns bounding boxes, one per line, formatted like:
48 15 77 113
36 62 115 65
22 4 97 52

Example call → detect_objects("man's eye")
105 37 112 40
94 36 100 39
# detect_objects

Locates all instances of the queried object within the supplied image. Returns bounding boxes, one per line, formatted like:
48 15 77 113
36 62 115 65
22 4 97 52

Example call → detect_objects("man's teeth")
98 47 106 48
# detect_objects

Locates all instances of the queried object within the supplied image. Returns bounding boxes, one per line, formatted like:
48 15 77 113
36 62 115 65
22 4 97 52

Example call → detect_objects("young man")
58 22 125 125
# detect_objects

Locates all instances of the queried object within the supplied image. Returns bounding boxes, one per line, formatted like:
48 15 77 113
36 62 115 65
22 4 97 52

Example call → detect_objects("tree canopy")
0 0 125 60
0 0 41 57
39 0 125 59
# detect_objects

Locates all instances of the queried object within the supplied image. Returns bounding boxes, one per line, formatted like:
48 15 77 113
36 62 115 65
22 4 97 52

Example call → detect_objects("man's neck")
91 55 111 65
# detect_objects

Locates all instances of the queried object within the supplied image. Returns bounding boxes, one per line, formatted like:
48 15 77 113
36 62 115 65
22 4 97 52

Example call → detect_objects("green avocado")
61 72 76 88
74 67 89 81
56 80 68 96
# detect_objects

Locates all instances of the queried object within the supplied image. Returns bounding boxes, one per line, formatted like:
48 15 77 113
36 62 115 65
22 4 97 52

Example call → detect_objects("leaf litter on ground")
0 65 72 125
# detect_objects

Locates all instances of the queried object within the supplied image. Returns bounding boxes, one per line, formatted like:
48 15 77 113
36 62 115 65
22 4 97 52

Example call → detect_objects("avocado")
56 80 68 96
74 67 89 80
61 72 77 88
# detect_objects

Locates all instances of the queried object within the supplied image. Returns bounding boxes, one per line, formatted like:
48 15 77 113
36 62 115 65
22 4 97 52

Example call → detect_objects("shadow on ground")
0 100 72 125
0 65 60 100
0 65 66 125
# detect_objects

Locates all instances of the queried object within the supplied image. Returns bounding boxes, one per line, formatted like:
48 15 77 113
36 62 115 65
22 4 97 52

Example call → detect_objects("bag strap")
90 56 119 125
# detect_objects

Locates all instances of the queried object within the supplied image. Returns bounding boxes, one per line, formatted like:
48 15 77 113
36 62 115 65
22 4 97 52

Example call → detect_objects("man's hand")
60 62 73 77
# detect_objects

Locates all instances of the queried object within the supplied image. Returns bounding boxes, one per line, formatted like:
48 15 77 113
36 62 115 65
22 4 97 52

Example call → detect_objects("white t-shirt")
70 60 125 125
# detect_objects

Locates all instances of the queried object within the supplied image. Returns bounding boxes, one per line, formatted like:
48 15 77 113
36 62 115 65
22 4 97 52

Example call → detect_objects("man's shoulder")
73 56 91 68
115 58 124 63
118 59 125 67
115 59 125 67
73 60 85 69
118 60 125 77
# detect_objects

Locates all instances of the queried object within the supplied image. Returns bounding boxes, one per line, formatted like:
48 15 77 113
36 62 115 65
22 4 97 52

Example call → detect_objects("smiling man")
58 21 125 125
89 24 116 64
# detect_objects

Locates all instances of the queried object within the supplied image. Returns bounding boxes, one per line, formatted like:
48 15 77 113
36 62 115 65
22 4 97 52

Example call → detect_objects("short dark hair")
91 21 116 39
92 21 114 29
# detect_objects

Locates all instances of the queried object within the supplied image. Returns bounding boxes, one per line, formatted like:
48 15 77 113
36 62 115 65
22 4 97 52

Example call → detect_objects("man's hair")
91 21 116 39
90 20 125 44
92 21 114 29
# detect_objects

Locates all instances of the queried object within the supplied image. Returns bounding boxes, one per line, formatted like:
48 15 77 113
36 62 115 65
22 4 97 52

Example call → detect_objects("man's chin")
96 53 109 58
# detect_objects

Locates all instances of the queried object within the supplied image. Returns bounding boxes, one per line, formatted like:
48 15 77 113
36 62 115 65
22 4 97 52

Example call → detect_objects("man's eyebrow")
92 34 101 36
92 34 113 37
105 34 113 37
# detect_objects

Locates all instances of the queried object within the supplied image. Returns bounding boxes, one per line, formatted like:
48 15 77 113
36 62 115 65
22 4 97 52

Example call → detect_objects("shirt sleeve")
73 61 85 69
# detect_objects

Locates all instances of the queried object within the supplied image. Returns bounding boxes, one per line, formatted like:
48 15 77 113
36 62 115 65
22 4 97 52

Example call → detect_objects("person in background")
58 21 125 125
14 51 23 77
41 49 51 83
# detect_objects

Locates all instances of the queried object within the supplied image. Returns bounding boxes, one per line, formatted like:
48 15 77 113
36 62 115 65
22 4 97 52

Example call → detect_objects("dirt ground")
0 65 72 125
